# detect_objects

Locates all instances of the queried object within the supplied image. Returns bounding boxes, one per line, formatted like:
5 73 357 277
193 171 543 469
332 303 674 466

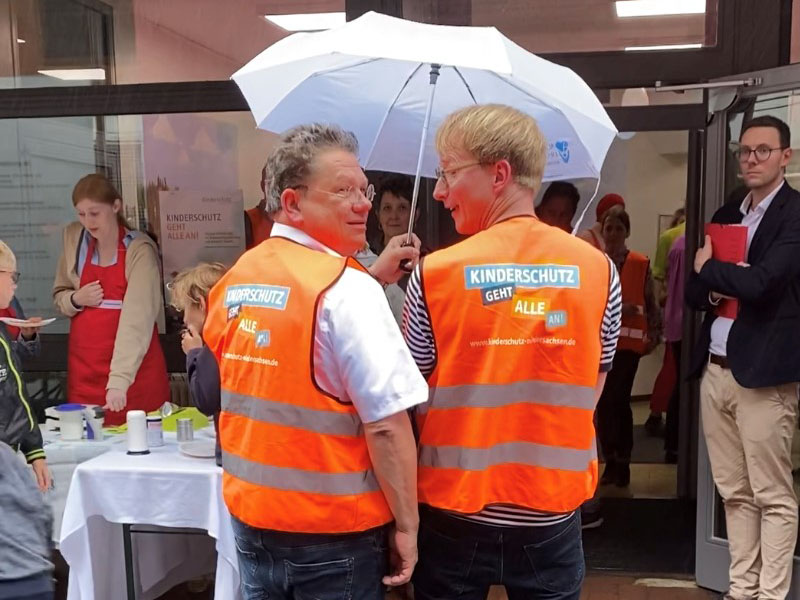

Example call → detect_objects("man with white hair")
403 104 621 599
204 124 426 599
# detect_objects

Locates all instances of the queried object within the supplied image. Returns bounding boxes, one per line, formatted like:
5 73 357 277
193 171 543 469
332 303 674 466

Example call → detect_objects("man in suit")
687 115 799 600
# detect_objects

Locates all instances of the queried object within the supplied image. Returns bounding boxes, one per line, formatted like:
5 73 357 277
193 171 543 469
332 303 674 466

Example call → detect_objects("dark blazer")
686 181 800 388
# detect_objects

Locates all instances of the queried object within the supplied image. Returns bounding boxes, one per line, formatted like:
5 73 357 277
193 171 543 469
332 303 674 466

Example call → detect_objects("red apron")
0 305 20 339
67 227 169 425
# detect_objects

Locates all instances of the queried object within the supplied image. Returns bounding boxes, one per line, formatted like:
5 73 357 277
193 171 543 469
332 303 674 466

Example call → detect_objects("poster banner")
158 189 245 282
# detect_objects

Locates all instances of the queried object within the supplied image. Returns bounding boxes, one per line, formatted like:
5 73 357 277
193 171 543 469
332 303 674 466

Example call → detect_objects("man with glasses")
402 104 621 599
203 123 426 599
687 115 800 600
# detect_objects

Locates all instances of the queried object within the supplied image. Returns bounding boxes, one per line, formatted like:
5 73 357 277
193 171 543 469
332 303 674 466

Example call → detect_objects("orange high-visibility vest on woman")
617 251 649 355
203 237 393 533
245 207 273 249
418 216 610 515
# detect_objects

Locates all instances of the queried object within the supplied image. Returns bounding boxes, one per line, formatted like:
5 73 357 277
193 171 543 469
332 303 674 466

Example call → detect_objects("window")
0 111 278 334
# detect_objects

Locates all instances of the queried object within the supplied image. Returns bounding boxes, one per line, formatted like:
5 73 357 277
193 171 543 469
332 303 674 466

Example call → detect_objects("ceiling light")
615 0 705 18
625 43 702 51
37 68 106 80
16 38 25 44
264 12 346 32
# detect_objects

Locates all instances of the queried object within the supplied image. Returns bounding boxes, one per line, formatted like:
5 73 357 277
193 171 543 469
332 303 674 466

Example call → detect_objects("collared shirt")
353 246 406 326
270 223 427 423
709 180 784 356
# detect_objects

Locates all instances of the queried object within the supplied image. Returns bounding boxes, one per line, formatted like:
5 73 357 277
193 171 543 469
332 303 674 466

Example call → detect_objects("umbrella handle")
399 240 414 273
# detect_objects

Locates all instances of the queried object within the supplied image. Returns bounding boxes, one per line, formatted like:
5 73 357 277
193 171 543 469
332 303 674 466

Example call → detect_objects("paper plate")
0 317 57 328
179 440 216 459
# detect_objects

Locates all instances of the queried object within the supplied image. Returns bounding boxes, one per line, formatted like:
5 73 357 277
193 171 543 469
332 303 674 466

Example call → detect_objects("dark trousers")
413 506 584 600
597 349 641 463
0 574 54 600
230 516 388 600
664 341 682 456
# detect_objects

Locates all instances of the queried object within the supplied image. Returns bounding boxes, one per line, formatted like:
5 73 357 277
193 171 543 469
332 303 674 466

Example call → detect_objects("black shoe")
615 462 631 487
600 461 616 485
664 450 678 464
581 510 604 529
644 414 664 437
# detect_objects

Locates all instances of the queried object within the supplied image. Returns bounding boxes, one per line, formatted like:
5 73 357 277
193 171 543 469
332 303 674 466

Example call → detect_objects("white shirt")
353 247 406 326
271 223 427 423
709 180 784 356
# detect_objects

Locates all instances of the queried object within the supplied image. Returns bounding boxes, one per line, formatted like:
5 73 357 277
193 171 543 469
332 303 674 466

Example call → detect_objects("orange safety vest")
419 216 610 515
617 251 649 354
245 206 273 249
203 237 393 533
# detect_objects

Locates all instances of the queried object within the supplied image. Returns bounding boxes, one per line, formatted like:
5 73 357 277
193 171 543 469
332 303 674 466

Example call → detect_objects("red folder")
704 223 747 319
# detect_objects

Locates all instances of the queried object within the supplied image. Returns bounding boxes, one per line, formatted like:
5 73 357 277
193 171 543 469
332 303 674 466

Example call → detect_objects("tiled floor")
578 575 715 600
597 463 677 499
163 576 719 600
480 575 715 600
383 576 716 600
598 401 677 499
624 400 800 499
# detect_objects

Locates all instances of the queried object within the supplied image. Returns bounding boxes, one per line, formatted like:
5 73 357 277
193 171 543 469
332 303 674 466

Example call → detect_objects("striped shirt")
402 255 621 526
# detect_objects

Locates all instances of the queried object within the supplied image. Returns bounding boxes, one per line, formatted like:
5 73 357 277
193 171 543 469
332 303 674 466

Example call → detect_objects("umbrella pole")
401 63 441 272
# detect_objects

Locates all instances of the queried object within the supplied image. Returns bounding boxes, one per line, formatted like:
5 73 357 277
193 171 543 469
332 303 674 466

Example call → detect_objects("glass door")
695 62 800 594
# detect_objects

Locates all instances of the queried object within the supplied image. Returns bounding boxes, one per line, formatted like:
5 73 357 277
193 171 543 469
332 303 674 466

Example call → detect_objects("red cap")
596 193 625 219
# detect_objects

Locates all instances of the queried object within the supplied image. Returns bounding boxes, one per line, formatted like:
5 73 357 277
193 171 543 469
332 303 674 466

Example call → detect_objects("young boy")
169 262 226 466
0 240 54 599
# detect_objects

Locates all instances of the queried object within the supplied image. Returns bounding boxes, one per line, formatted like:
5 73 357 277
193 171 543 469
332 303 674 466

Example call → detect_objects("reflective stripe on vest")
204 238 392 533
618 251 649 354
223 451 380 495
222 390 363 437
419 217 609 515
419 439 597 473
618 327 645 339
422 379 596 414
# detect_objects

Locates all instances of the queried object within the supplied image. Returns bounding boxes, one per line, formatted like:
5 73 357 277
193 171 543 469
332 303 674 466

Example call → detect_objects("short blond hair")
435 104 547 192
0 240 16 271
168 262 227 312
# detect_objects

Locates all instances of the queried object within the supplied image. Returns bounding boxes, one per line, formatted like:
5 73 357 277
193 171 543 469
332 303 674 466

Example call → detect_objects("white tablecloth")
43 434 124 542
59 435 241 600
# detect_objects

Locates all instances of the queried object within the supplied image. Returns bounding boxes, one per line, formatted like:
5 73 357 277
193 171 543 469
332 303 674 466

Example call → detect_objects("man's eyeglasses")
730 143 788 163
0 270 20 283
294 184 375 206
435 162 485 187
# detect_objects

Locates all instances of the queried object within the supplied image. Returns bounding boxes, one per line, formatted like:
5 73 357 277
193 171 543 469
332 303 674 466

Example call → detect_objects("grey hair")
265 123 359 215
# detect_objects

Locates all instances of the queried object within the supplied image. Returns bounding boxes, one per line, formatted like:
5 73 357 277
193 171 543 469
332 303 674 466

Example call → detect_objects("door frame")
695 61 800 593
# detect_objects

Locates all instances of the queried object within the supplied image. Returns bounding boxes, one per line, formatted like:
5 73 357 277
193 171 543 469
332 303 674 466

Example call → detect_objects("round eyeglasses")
730 143 787 163
294 184 375 206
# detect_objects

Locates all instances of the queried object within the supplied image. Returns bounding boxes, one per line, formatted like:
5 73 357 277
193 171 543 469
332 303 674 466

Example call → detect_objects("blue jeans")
413 506 585 600
230 516 389 600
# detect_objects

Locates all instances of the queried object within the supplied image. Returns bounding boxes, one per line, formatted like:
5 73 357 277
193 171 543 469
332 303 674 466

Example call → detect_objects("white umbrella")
232 11 617 234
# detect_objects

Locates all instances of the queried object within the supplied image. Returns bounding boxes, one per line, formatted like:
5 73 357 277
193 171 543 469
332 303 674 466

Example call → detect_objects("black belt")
709 354 729 369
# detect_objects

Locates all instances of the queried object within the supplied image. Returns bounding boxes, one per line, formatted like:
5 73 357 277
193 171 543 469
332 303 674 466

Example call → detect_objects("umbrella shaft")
406 64 441 243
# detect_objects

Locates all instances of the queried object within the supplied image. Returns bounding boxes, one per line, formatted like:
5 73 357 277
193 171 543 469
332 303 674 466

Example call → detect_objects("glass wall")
0 111 279 334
